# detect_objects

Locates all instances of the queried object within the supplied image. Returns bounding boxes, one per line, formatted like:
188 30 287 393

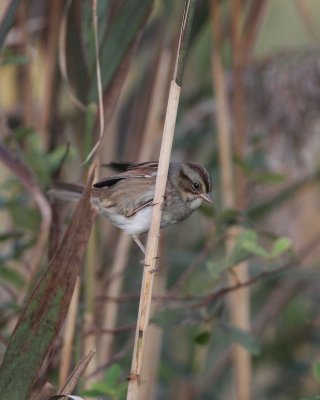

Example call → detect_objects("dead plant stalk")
126 1 196 399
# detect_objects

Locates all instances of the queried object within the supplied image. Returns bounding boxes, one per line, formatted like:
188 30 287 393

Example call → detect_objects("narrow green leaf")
0 172 96 399
152 309 185 326
219 322 260 355
270 237 292 258
300 397 320 400
241 239 269 259
105 364 122 389
227 229 257 265
0 0 22 50
0 264 24 288
86 381 116 396
313 362 320 382
194 331 211 345
50 395 84 400
88 0 154 100
80 389 107 397
0 50 28 66
253 172 285 184
152 308 201 327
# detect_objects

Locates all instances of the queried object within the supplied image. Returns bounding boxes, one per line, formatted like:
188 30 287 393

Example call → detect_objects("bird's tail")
48 183 84 202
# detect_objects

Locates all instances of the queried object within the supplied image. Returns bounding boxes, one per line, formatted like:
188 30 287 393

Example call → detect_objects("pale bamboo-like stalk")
98 233 131 363
98 46 172 369
211 0 234 209
140 236 166 400
59 349 96 395
126 2 196 399
231 0 251 398
126 76 180 400
139 48 172 400
58 276 81 387
211 1 251 399
83 224 99 391
18 1 33 127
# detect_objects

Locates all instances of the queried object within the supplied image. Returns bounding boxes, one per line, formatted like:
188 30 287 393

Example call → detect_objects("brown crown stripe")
186 163 212 193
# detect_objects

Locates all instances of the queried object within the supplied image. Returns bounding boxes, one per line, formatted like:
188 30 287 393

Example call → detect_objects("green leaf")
152 308 201 327
0 173 96 399
300 397 320 400
270 237 292 258
194 331 211 345
219 322 260 355
0 264 24 288
253 172 285 184
206 259 229 280
313 362 320 382
8 202 40 232
81 388 109 397
0 50 28 66
152 309 185 326
87 382 116 396
117 382 128 397
88 0 154 100
105 364 122 388
228 229 258 265
218 209 241 226
241 239 269 259
0 0 22 50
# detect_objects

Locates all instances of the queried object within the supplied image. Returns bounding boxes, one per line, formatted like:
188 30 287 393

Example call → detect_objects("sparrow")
49 161 213 252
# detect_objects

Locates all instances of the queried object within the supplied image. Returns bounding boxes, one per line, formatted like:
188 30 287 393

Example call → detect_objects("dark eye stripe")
186 163 212 193
179 170 194 186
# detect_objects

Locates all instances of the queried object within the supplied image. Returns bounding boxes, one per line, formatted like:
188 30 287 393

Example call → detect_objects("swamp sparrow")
49 161 213 252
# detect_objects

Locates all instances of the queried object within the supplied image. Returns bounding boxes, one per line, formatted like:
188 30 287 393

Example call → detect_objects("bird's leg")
133 234 159 274
132 234 146 254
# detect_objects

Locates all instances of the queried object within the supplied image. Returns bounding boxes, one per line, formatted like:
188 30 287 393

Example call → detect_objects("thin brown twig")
84 323 136 337
58 0 87 111
0 141 52 306
192 231 320 309
83 0 105 164
58 349 96 395
96 231 320 307
243 0 271 59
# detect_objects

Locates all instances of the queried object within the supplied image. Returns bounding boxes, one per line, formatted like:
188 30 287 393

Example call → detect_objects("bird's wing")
92 172 157 218
93 163 159 189
105 161 158 173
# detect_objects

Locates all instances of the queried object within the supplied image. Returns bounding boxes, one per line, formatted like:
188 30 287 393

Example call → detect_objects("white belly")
104 206 153 235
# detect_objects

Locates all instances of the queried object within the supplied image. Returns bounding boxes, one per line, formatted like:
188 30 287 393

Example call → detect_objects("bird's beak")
200 193 213 204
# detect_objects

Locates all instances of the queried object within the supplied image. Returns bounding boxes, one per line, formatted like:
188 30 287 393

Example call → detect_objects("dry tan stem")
83 0 105 164
211 1 251 399
126 80 181 400
229 1 252 398
83 225 99 391
243 0 271 59
211 2 234 209
98 46 171 372
58 276 81 387
140 237 166 400
59 349 96 395
59 0 87 111
127 3 195 396
98 233 131 362
18 2 33 127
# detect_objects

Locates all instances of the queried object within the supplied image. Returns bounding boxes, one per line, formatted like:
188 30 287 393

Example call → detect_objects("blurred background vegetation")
0 0 320 399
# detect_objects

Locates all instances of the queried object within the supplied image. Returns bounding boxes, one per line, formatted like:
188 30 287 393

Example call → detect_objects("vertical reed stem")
126 2 196 398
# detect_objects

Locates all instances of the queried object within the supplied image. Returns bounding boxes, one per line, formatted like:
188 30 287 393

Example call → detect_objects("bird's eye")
192 181 201 191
